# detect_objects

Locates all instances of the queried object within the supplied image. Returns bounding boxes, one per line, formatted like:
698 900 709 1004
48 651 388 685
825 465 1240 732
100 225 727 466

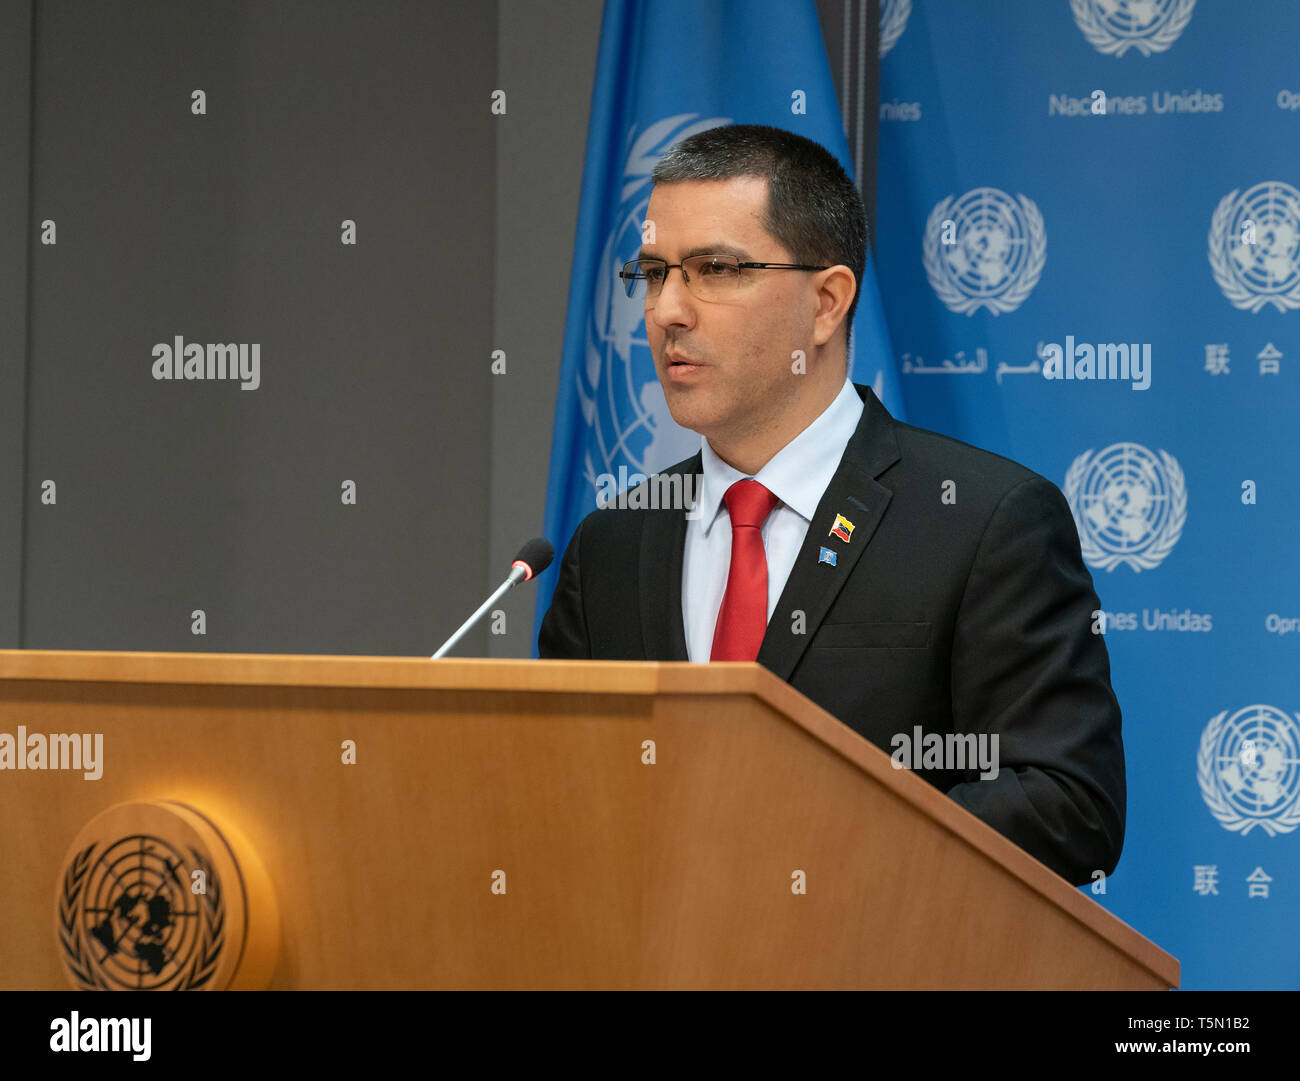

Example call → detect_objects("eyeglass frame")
618 253 832 302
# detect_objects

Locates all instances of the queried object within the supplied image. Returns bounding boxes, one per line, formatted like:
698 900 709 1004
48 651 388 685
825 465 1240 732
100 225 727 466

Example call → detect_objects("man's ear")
811 266 856 347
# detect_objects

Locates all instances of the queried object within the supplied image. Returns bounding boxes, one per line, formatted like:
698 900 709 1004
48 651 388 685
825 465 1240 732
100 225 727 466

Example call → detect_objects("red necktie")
710 480 780 661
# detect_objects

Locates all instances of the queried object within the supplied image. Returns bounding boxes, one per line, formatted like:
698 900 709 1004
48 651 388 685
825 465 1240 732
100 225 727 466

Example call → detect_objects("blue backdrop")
874 0 1300 990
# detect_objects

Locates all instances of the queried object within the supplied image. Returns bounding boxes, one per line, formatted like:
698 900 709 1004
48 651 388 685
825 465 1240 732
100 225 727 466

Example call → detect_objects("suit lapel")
757 385 902 680
638 451 698 661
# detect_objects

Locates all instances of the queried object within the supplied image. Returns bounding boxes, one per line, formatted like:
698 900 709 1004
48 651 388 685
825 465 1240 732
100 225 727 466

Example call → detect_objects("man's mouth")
664 350 706 382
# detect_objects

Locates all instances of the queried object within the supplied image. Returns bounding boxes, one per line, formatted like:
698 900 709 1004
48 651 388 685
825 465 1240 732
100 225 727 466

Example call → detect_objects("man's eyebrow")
635 243 755 261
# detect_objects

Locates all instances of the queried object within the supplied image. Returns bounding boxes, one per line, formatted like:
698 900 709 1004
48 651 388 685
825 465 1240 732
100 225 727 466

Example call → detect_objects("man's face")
640 176 822 446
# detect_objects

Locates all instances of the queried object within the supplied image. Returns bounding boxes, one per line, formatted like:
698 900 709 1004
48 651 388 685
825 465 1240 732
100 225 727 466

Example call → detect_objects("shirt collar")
696 378 864 534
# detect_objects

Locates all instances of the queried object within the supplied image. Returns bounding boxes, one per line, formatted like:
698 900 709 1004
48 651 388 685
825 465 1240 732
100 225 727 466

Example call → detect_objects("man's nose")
649 265 695 327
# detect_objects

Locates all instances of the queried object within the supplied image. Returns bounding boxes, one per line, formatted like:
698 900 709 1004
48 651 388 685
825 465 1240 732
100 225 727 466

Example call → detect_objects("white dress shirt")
682 378 865 662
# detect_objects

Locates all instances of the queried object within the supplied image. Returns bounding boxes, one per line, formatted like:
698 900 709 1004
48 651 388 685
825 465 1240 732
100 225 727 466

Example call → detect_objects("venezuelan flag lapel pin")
829 513 855 543
818 547 838 566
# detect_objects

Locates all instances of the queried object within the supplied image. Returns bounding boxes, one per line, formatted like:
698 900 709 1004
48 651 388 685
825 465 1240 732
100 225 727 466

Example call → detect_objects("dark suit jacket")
538 383 1125 886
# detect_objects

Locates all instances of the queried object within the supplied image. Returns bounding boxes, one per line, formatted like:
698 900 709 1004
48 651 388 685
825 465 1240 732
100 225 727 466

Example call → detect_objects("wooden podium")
0 650 1177 990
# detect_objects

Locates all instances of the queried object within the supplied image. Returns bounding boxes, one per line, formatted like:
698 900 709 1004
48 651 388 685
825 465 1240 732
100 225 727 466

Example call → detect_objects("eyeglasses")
618 254 830 302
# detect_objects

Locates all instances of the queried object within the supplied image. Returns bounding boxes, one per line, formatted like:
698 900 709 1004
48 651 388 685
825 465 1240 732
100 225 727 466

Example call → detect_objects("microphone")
431 538 554 659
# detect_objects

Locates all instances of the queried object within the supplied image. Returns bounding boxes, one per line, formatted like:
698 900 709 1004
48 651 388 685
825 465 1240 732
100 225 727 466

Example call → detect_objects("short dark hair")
651 123 866 340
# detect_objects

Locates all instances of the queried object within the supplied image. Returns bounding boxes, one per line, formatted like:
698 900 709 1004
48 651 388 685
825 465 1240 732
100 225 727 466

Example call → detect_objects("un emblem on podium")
55 800 278 991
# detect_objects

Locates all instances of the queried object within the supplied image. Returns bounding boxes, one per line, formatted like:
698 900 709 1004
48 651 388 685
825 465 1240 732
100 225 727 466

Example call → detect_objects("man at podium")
539 124 1125 889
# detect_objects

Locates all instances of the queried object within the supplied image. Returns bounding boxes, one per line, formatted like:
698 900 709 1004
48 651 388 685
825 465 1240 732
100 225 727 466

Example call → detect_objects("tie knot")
723 479 779 530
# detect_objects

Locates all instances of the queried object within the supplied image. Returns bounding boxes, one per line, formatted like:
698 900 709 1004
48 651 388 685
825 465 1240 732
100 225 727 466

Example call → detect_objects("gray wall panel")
489 0 603 657
21 0 496 655
0 0 32 647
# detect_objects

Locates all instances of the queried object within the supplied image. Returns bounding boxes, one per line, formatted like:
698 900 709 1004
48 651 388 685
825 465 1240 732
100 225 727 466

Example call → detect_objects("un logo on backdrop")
923 188 1046 315
1208 181 1300 313
879 0 911 57
1064 442 1186 572
1198 705 1300 837
1070 0 1197 57
580 115 719 496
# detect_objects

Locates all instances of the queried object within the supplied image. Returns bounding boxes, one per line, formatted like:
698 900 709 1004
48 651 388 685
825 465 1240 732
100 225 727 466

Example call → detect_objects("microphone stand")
431 564 531 659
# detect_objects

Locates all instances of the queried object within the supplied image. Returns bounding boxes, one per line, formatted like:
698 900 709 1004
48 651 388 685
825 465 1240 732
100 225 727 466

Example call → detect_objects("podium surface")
0 650 1178 990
